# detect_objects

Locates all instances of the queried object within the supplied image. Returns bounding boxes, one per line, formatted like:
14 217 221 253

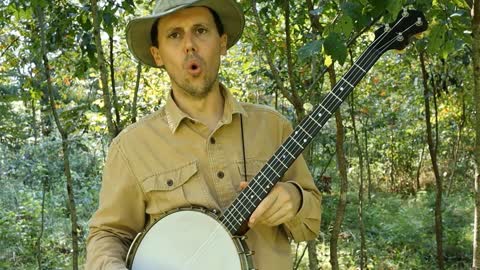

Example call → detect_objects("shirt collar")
164 84 247 133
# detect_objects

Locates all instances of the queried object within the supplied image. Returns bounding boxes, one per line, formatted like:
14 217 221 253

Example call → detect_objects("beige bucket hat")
126 0 245 68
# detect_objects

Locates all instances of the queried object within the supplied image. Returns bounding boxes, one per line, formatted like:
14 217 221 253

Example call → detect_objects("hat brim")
126 0 244 68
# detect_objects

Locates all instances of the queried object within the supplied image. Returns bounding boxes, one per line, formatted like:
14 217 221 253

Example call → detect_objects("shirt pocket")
235 159 266 186
141 161 198 216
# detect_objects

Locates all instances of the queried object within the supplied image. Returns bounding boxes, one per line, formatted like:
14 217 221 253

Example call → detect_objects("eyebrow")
164 22 211 33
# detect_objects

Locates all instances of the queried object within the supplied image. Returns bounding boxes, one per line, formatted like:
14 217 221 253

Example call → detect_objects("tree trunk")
327 65 348 270
35 5 79 270
131 63 142 123
31 98 38 143
363 118 373 201
109 34 122 130
35 177 47 269
349 93 367 269
471 0 480 268
415 146 426 192
306 240 318 270
419 51 444 270
91 0 117 139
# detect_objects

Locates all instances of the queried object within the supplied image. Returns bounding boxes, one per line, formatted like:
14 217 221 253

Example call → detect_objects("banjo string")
181 221 225 269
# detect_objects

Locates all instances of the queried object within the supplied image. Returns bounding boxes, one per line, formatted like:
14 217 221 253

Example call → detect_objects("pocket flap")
236 159 266 177
142 161 198 192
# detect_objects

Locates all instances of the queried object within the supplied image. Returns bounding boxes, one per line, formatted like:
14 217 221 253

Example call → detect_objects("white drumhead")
130 210 242 270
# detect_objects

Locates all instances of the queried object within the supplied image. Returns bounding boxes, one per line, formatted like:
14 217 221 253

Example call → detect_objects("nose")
184 32 197 54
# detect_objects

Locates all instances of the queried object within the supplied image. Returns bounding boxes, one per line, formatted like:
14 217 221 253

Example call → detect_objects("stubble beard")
167 57 220 99
175 73 218 99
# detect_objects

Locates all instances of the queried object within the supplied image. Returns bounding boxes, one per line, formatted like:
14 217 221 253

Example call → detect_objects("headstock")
373 9 428 53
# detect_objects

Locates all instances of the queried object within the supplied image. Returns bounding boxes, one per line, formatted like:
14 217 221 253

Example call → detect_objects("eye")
196 27 208 35
168 32 181 39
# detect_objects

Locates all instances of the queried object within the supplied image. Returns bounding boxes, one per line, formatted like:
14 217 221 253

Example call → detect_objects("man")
86 0 321 269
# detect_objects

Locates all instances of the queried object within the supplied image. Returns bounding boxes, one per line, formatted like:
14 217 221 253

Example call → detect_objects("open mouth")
190 63 199 71
185 60 202 76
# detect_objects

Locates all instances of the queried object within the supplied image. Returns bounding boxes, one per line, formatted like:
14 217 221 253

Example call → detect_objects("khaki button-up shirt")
86 86 322 270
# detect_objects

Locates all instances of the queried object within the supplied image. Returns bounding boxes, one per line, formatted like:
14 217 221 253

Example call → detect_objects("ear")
150 46 164 66
220 34 228 56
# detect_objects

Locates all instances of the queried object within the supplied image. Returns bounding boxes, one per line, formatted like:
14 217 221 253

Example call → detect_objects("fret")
273 154 288 169
308 114 322 127
253 178 269 193
223 216 234 229
291 137 304 149
295 125 313 138
239 191 256 208
247 188 263 201
354 63 367 73
298 125 313 139
319 104 331 114
281 145 296 159
226 210 241 227
341 77 354 88
259 169 268 180
265 163 280 178
231 202 245 222
331 91 343 102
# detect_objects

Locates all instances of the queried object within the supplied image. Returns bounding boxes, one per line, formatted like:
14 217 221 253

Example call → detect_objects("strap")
240 115 247 182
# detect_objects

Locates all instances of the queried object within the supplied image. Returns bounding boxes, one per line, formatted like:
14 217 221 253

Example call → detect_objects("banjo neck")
219 9 428 236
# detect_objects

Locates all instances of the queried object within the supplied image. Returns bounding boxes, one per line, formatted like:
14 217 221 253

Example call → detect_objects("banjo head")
126 208 253 270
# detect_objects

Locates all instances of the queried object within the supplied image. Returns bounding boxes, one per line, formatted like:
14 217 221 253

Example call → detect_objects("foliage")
318 191 473 269
0 137 104 268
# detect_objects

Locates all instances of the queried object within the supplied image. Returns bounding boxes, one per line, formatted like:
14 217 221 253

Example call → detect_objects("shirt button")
210 137 216 144
217 171 224 179
167 179 174 186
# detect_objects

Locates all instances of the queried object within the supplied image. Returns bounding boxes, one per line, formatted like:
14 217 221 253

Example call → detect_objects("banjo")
126 9 428 270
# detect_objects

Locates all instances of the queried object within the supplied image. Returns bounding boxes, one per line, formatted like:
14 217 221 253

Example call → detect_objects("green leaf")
298 40 323 61
122 0 136 14
426 24 446 54
451 0 470 9
341 2 363 19
441 39 455 59
386 0 404 17
410 0 433 12
333 15 353 37
323 33 347 65
32 0 48 8
340 2 371 29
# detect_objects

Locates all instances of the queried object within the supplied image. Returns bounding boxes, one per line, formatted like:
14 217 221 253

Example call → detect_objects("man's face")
150 7 228 98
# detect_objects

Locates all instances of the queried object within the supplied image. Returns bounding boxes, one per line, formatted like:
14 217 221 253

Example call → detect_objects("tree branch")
0 36 19 59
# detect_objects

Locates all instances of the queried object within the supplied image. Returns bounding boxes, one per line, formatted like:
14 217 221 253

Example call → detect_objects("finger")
262 209 289 226
249 194 277 227
259 197 284 220
237 181 248 191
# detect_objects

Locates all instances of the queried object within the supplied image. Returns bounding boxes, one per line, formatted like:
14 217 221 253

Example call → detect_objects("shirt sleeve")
86 140 146 270
279 118 322 242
